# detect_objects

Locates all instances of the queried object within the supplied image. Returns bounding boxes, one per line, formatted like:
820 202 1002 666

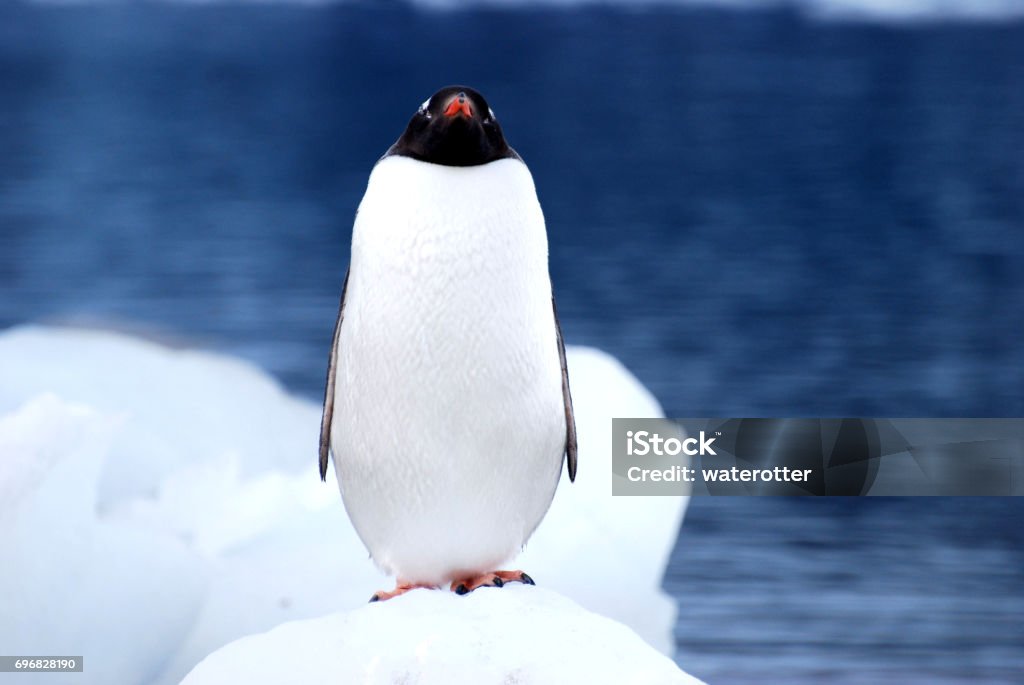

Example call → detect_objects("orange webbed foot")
450 570 535 595
369 582 438 602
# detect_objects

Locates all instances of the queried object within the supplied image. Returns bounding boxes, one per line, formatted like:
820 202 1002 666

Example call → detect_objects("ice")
181 585 705 685
517 347 688 654
0 325 689 683
0 395 206 685
0 326 318 514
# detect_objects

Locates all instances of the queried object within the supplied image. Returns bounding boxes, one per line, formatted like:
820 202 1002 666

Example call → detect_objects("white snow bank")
517 346 686 654
182 585 704 685
0 326 316 515
0 325 688 684
0 395 206 685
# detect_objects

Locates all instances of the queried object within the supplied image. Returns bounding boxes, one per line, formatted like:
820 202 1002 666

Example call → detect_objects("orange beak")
444 93 474 118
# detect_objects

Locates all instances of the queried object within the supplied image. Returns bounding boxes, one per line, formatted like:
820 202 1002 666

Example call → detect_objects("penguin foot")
450 570 535 595
369 582 436 602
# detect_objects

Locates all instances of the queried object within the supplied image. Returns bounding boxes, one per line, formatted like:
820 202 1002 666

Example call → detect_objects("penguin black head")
386 86 519 167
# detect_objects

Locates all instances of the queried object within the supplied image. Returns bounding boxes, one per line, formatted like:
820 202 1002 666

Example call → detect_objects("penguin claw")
449 570 535 595
369 582 437 602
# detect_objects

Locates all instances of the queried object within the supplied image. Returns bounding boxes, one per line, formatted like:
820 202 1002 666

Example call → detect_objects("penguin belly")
330 156 566 585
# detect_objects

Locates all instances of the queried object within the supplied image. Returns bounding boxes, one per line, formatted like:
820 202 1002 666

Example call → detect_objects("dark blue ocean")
0 4 1021 683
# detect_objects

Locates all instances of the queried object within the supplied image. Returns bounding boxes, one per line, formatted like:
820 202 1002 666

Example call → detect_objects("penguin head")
387 86 518 167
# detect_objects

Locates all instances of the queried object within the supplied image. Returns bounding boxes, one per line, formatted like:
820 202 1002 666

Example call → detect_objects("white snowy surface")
0 325 689 684
0 394 206 685
182 585 704 685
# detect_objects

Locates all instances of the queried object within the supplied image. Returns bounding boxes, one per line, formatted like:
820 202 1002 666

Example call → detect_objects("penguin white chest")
330 156 566 584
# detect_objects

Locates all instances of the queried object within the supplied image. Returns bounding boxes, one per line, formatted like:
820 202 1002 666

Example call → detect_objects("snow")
182 585 705 685
0 394 206 685
0 327 315 514
0 325 690 684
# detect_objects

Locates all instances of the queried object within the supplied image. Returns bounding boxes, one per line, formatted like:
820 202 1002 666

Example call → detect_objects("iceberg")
182 585 705 685
0 325 689 683
0 394 206 685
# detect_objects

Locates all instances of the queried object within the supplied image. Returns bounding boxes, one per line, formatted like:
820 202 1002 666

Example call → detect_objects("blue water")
0 4 1021 683
669 498 1024 684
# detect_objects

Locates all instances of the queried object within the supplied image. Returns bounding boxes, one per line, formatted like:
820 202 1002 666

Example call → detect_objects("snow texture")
0 325 688 684
182 585 705 685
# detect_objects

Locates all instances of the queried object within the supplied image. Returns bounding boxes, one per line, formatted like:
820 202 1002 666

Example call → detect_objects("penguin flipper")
319 268 350 481
553 296 577 482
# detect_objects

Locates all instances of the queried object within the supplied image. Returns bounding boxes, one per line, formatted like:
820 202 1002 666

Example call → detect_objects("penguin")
319 86 576 602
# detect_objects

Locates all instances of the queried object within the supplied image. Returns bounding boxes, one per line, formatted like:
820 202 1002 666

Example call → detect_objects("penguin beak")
443 92 474 119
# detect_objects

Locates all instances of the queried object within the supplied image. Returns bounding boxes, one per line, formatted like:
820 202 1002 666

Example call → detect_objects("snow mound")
0 394 206 685
0 325 688 684
0 326 316 513
182 585 704 685
517 347 686 653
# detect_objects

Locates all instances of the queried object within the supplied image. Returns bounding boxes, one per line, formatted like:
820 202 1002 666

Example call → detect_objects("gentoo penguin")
319 86 577 601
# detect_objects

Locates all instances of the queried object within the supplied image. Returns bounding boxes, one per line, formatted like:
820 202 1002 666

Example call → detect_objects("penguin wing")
553 297 577 482
319 268 350 481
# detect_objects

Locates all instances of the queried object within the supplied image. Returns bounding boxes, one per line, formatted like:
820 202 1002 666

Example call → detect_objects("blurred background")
1 1 1021 683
